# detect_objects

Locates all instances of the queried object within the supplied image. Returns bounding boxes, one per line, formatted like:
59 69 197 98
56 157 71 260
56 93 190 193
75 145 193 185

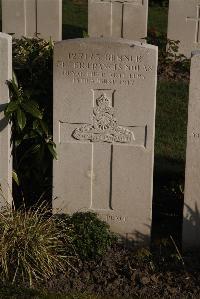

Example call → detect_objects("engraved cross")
99 0 143 37
186 5 200 43
59 89 147 211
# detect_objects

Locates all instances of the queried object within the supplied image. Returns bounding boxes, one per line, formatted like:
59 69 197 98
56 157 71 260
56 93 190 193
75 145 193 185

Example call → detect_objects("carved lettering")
192 132 200 138
56 50 151 85
106 215 127 222
143 65 153 72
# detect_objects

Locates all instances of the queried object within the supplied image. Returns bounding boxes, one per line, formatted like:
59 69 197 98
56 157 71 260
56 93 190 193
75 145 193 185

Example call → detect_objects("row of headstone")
1 0 200 249
2 0 200 59
1 0 148 42
2 0 62 41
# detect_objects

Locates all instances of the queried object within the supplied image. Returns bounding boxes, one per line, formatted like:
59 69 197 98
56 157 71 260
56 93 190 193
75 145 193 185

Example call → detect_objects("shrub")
6 37 54 207
54 212 117 260
147 29 190 81
0 205 73 286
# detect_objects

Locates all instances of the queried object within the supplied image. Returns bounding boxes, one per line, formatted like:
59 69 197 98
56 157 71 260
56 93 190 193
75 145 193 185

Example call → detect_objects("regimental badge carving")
72 94 135 143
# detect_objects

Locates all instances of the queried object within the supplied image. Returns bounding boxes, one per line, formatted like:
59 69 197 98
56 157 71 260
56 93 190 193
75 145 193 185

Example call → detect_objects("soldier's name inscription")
56 51 153 85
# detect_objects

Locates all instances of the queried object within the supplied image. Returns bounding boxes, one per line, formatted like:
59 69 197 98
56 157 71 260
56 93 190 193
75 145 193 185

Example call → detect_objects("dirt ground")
43 244 200 299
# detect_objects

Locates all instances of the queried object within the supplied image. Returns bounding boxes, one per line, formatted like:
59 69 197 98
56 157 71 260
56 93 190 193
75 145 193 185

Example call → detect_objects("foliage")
54 212 117 260
147 29 190 81
149 0 168 7
7 37 54 207
0 205 73 287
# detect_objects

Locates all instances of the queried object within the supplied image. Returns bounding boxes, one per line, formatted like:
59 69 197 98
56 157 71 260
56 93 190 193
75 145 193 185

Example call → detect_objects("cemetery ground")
1 1 200 298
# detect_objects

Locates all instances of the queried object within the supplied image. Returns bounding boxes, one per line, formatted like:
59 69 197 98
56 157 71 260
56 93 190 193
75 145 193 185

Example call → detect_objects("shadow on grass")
183 203 200 250
152 155 185 248
62 24 87 39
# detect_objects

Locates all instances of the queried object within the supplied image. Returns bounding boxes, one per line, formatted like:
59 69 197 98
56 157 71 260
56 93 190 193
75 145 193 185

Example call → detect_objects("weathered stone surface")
2 0 62 41
2 0 36 38
167 0 200 58
37 0 62 41
53 38 157 242
88 0 148 41
183 50 200 248
0 33 12 207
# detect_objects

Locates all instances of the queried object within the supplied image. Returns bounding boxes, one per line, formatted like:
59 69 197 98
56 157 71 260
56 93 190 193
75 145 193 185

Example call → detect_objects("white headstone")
53 38 157 242
183 50 200 248
37 0 62 41
167 0 200 58
88 0 148 41
0 33 12 207
2 0 62 41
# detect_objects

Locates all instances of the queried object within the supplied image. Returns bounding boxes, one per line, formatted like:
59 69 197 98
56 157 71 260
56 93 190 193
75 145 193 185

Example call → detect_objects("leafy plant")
147 29 190 81
0 205 73 286
6 37 54 207
5 75 56 207
54 212 117 260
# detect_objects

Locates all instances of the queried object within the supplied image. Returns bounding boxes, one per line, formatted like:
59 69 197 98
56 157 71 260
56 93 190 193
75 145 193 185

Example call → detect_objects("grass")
155 80 188 164
148 6 168 34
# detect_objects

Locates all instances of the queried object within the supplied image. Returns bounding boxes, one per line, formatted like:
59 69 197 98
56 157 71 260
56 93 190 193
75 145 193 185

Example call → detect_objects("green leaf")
12 71 18 88
47 144 57 160
7 80 20 99
17 108 26 130
5 101 19 113
21 101 42 119
12 170 20 186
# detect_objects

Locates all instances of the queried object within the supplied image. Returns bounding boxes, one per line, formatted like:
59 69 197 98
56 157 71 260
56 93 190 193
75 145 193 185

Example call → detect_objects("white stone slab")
2 0 62 41
167 0 200 58
53 38 157 243
183 50 200 248
88 0 148 41
0 33 12 207
2 0 36 38
37 0 62 41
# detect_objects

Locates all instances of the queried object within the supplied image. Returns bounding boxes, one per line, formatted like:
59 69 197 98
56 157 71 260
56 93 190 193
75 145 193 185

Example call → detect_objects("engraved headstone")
183 50 200 248
53 38 157 242
167 0 200 58
0 33 12 207
2 0 62 41
88 0 148 41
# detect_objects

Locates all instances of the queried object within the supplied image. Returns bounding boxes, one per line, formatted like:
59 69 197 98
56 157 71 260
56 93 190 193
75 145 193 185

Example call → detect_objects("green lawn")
148 6 168 33
155 80 188 164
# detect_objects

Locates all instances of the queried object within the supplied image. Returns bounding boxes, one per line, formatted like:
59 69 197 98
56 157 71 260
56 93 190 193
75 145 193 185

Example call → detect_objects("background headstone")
2 0 36 38
37 0 62 41
88 0 148 41
183 50 200 248
2 0 62 41
0 33 12 207
53 38 157 242
167 0 200 58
